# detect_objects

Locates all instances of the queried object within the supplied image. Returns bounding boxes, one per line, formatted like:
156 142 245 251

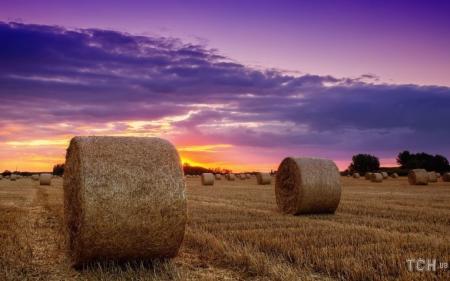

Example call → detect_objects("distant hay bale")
256 172 271 185
226 174 236 181
391 173 399 178
63 136 186 267
201 173 215 186
408 169 429 185
436 172 441 178
428 172 438 183
352 173 360 179
381 172 388 179
10 174 17 181
275 157 341 215
443 173 450 182
31 174 39 181
246 174 251 179
40 173 52 185
214 174 222 180
0 175 2 180
371 173 383 183
365 172 373 180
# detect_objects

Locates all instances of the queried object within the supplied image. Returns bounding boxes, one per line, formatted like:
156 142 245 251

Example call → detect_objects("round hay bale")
40 173 52 185
256 172 271 185
10 174 17 181
31 174 40 181
442 172 450 182
408 169 429 185
226 174 236 181
246 174 251 179
352 173 360 179
275 157 341 215
201 173 215 186
381 172 388 179
391 173 399 178
365 172 373 180
63 136 186 267
214 174 222 180
371 173 383 182
428 172 438 183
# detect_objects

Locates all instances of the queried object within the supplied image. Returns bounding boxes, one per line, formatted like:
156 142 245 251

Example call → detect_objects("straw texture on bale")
63 136 186 267
226 174 236 181
391 173 399 178
443 173 450 182
256 172 272 185
365 172 373 180
201 173 215 186
371 173 383 183
352 173 360 179
408 169 429 185
381 172 388 179
428 172 438 183
40 173 52 185
214 174 222 180
275 157 342 215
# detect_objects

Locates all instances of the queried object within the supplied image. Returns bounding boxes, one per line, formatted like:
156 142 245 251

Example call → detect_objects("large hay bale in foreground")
201 173 215 186
352 173 360 179
365 172 373 180
428 172 438 183
63 136 186 267
256 172 271 185
371 173 383 183
408 169 429 185
40 173 52 185
443 173 450 182
275 157 341 215
226 174 236 181
381 172 388 179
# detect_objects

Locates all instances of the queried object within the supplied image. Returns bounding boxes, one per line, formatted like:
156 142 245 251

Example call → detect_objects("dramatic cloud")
1 22 449 171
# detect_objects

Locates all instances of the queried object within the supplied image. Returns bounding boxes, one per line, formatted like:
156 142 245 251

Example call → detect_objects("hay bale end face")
408 169 429 185
40 174 52 185
428 172 438 183
371 173 383 182
275 157 342 215
63 136 187 267
352 173 360 179
201 173 215 186
256 172 271 185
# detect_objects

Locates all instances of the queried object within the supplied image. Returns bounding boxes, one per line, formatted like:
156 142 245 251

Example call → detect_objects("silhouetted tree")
53 164 65 176
2 170 11 176
348 154 380 174
396 151 450 172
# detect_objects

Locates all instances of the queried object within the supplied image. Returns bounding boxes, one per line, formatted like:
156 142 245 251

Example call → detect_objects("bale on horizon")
391 173 399 178
31 174 39 181
428 172 438 183
10 174 17 181
40 173 52 185
365 172 373 180
408 169 429 185
371 173 383 182
353 173 360 179
381 172 388 179
275 157 341 215
443 173 450 182
226 173 236 181
63 136 187 267
256 172 271 185
214 174 222 180
201 173 215 186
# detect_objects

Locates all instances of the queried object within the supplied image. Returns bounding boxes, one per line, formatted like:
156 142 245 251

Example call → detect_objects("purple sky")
0 1 449 171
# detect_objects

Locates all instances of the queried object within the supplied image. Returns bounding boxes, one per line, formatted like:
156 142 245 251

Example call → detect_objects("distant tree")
396 151 450 172
348 154 380 174
53 164 65 176
2 170 11 176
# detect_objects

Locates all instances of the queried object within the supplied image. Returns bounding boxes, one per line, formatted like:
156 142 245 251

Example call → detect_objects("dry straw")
256 172 271 185
371 173 383 183
443 173 450 182
40 173 52 185
275 157 342 215
428 172 438 183
365 172 373 180
381 172 388 179
63 136 187 267
201 173 215 186
408 169 429 185
352 173 360 179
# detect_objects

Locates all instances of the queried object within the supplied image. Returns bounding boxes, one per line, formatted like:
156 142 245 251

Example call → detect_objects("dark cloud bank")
1 22 449 158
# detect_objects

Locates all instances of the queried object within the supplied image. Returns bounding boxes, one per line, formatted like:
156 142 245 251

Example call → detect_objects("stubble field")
0 176 449 281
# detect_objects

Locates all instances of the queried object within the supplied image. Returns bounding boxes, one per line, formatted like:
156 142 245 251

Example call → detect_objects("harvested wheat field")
0 176 449 281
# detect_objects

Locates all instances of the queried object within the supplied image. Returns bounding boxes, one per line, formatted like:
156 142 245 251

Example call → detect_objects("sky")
0 0 450 172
